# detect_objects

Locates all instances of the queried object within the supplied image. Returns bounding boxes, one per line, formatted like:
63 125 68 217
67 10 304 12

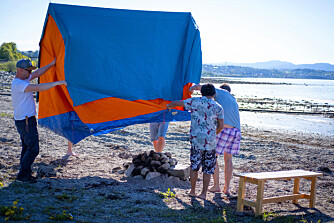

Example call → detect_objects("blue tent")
38 3 202 143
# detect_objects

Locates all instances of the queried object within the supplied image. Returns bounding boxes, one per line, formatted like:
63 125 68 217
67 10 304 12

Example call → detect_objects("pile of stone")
123 150 189 181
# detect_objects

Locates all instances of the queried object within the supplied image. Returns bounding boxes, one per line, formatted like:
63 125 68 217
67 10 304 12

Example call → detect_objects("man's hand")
57 80 67 86
166 103 173 110
30 57 57 80
51 57 56 66
189 84 201 94
166 100 185 110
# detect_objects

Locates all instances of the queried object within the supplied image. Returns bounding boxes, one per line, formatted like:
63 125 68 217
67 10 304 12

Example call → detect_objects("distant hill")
202 64 334 79
211 60 334 72
19 50 39 59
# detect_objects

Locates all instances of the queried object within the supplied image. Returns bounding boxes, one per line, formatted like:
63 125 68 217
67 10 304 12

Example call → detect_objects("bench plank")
234 169 322 180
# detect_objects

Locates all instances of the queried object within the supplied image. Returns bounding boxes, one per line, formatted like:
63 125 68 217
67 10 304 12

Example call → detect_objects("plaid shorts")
216 128 241 155
190 146 216 174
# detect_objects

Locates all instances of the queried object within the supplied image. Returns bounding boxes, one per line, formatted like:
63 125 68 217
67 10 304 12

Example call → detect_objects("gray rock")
123 162 132 169
132 166 143 176
150 160 161 167
145 172 161 180
160 154 168 160
37 165 56 178
157 163 170 174
117 169 125 174
133 159 143 166
152 154 160 161
160 162 170 170
169 158 177 166
165 152 172 158
112 167 122 173
124 164 135 177
144 157 152 166
118 152 131 159
141 167 150 176
167 164 190 181
161 157 169 164
134 175 144 179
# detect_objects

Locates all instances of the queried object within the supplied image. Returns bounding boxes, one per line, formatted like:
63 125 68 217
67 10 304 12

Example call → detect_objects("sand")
0 73 333 222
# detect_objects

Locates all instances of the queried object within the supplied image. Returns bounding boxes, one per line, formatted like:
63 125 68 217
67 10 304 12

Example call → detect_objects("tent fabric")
38 3 202 144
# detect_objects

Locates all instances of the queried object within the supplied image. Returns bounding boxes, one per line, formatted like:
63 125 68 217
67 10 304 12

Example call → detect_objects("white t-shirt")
11 76 36 120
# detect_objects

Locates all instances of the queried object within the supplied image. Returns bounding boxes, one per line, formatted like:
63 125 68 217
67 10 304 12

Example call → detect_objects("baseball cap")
16 59 37 70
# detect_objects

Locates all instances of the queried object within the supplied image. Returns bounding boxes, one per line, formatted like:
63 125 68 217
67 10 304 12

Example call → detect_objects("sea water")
203 77 334 137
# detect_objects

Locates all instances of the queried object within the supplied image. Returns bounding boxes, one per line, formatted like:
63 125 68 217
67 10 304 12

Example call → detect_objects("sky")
1 0 334 65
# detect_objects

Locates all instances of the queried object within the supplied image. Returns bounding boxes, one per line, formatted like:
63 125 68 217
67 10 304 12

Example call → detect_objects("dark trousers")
14 116 39 177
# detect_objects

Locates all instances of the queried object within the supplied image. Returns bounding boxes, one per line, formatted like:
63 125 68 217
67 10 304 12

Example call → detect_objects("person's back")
214 88 240 129
167 83 224 200
184 96 223 151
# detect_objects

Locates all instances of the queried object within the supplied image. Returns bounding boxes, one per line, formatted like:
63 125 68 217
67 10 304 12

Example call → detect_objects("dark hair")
219 83 231 92
201 83 216 97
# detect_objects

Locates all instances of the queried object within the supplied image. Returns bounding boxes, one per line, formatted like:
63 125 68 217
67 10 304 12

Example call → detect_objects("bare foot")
197 194 206 200
187 191 197 197
66 152 78 156
208 186 221 193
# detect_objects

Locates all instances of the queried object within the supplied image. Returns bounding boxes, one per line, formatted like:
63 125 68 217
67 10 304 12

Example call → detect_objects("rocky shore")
0 72 333 222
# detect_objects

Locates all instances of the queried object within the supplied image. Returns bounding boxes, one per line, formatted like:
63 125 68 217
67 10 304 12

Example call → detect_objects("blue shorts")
149 122 169 141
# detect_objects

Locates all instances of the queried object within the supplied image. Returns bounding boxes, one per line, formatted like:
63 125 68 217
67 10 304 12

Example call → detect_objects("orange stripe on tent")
39 15 73 119
73 83 192 124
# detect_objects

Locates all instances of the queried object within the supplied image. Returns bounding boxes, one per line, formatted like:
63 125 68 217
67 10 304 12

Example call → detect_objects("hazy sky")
1 0 334 64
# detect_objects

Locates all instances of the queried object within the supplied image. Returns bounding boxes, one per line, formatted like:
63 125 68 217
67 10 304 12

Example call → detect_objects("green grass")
0 113 13 118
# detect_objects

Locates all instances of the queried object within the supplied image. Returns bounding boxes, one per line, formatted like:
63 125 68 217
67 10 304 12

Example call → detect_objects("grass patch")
0 113 13 118
0 200 31 221
48 210 74 221
56 192 78 203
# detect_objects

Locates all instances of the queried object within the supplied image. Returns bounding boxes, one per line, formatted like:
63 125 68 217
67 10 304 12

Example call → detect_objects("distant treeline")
202 64 334 80
0 42 38 72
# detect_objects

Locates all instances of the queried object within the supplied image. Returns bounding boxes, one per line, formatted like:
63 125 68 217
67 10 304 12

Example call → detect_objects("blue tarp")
39 3 202 143
47 3 202 106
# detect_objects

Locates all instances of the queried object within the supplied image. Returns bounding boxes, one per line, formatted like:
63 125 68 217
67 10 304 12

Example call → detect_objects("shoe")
17 175 37 183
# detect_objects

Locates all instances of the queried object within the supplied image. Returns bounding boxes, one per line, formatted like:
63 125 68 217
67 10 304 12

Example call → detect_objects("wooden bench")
234 170 323 216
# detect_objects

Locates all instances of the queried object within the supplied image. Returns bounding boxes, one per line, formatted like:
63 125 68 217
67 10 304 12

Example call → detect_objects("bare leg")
152 140 158 152
209 160 221 192
67 141 77 156
223 152 233 194
188 169 198 197
197 172 211 200
156 136 165 153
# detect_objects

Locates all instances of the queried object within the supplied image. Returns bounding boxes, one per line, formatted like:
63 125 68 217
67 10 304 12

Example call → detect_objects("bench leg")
293 177 300 204
309 177 317 208
255 180 265 216
237 177 245 212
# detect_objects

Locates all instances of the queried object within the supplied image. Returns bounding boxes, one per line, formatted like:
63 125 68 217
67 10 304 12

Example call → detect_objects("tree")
0 42 24 60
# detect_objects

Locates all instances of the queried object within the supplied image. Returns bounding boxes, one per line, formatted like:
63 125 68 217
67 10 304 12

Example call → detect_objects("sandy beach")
0 74 334 222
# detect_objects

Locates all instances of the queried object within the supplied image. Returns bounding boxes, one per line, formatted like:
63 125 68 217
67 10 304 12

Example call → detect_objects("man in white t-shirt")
12 58 67 183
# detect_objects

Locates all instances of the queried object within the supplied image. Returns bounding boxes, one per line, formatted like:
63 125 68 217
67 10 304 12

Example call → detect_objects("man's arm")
216 118 224 135
30 58 56 80
24 81 67 92
166 100 185 110
189 84 202 94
